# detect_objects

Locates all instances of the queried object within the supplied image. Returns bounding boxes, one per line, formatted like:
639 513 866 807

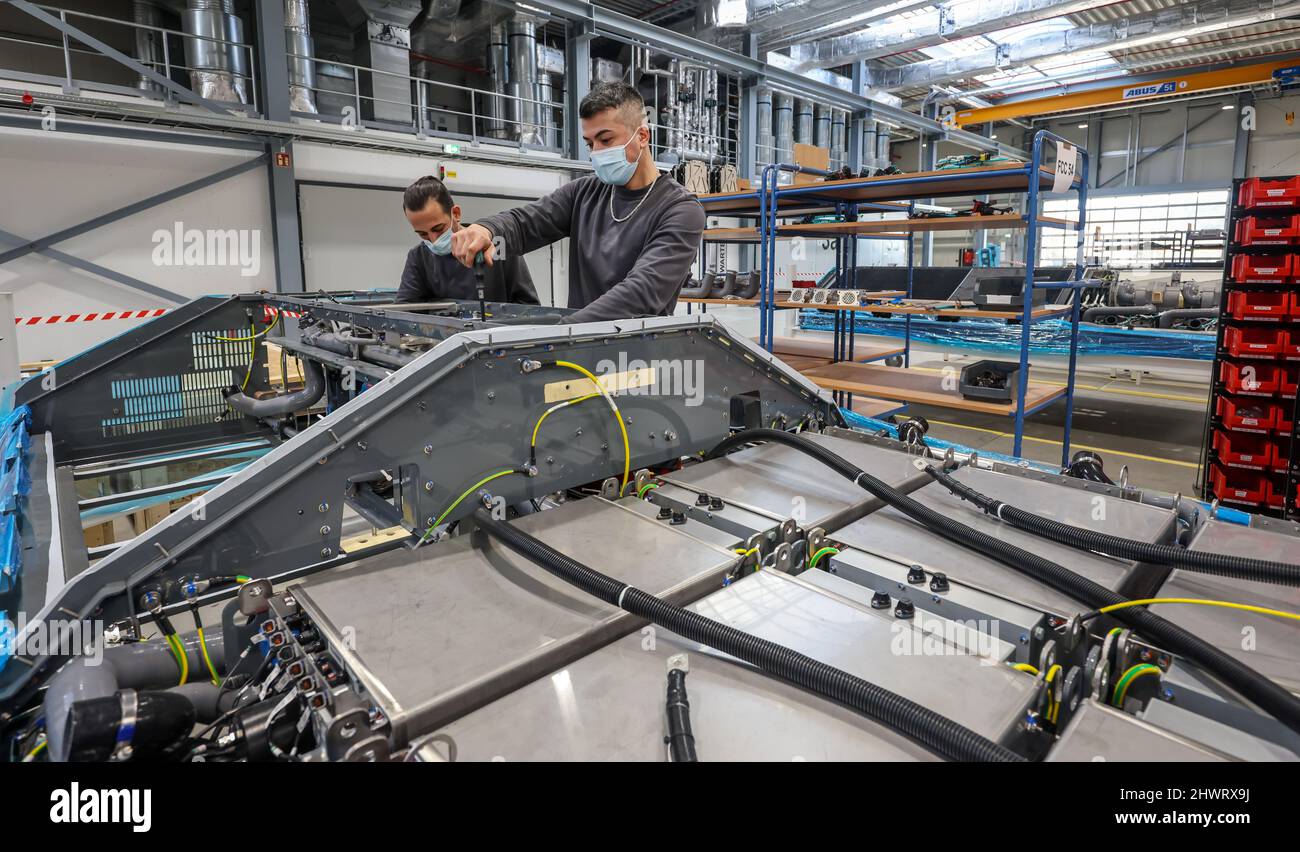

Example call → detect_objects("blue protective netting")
799 311 1216 360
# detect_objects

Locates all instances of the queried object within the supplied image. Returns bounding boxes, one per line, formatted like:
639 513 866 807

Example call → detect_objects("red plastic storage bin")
1213 429 1275 468
1227 289 1292 320
1274 438 1293 472
1231 254 1293 283
1284 330 1300 359
1238 176 1300 208
1235 214 1300 245
1210 464 1270 505
1219 360 1280 395
1225 325 1285 358
1280 403 1295 434
1282 364 1300 397
1216 395 1276 431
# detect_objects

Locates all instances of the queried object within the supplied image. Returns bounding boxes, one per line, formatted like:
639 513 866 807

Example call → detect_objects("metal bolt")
356 441 368 451
663 430 676 441
423 445 433 455
487 391 496 401
319 525 331 536
575 428 582 436
318 502 329 513
321 547 333 557
424 481 434 492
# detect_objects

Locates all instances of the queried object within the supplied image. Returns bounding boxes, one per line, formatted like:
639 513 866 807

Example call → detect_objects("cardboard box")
793 143 830 184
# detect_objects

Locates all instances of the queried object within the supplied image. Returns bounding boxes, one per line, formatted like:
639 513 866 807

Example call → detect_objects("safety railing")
0 3 260 113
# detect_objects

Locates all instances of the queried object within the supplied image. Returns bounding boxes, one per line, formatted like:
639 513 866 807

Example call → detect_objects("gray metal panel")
672 433 1175 615
294 498 737 744
1047 699 1235 762
421 569 1037 760
838 459 1173 615
1157 521 1300 695
667 432 924 521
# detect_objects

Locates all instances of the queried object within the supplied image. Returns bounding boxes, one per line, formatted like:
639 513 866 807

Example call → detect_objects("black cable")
705 429 1300 737
471 509 1024 763
922 463 1300 587
665 668 697 763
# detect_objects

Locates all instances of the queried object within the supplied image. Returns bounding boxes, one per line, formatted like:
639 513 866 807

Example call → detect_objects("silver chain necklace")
609 175 658 224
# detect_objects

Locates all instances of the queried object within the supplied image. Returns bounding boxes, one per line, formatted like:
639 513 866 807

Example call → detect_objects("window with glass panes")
1039 191 1229 268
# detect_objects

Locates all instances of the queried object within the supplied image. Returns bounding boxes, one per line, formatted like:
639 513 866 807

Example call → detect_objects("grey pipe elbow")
225 358 325 418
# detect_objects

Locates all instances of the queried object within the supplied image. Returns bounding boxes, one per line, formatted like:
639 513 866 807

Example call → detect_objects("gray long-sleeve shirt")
476 174 705 323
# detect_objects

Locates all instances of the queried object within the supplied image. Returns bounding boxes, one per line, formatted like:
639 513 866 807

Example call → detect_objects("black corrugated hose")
705 429 1300 737
471 509 1024 763
922 463 1300 588
665 668 697 762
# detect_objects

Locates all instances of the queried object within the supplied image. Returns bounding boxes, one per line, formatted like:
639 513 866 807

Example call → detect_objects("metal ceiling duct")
284 0 317 114
131 0 164 95
351 0 420 124
696 0 751 30
180 0 248 104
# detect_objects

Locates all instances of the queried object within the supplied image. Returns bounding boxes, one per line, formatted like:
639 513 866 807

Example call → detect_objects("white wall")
0 126 576 365
0 126 273 364
1246 93 1300 176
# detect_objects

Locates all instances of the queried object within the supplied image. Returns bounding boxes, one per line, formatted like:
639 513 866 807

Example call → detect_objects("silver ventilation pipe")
794 97 813 146
831 108 847 170
484 22 509 139
181 0 248 104
506 16 542 146
813 103 830 150
755 86 773 171
773 91 794 164
284 0 317 114
536 43 564 150
132 1 164 95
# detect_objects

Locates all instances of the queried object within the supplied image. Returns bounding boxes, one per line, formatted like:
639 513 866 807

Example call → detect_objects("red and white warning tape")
14 308 168 325
14 305 303 327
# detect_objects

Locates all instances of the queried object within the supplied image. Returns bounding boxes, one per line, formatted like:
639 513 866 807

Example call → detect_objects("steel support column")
566 22 594 162
1233 91 1253 180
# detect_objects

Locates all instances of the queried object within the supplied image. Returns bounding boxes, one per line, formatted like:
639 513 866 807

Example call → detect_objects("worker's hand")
451 223 496 268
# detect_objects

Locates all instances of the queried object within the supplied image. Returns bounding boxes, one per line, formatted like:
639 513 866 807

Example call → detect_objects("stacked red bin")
1207 177 1300 513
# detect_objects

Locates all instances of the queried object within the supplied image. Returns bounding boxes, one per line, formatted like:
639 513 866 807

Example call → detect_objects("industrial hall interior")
1 0 1300 769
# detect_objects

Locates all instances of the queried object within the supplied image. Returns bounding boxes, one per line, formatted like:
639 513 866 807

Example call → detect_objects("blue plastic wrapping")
799 311 1216 360
0 513 18 595
0 612 12 675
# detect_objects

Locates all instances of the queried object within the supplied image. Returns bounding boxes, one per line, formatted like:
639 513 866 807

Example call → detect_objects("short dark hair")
402 175 454 213
579 82 645 126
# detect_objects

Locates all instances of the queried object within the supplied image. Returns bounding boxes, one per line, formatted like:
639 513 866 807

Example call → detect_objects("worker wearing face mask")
397 175 538 305
449 82 705 323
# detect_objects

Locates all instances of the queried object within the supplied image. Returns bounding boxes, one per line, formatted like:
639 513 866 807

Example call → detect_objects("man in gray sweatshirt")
450 82 705 323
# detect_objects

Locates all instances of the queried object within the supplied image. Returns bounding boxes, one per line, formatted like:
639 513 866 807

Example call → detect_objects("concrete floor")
898 355 1210 495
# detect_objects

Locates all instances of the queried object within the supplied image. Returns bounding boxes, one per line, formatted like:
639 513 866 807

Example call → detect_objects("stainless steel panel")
1157 521 1300 694
293 498 737 744
1047 700 1234 762
673 434 1175 616
422 569 1037 760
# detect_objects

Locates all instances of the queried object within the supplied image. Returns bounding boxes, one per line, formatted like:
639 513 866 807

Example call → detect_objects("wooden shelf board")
798 362 1067 416
702 215 1071 243
696 164 1064 214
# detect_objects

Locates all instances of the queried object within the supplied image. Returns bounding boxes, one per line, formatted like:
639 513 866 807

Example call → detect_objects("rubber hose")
471 510 1024 763
225 359 324 418
705 429 1300 737
665 668 697 762
923 464 1300 588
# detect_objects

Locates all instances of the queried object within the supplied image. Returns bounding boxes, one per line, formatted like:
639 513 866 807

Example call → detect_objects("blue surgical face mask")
590 131 644 186
423 229 453 256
